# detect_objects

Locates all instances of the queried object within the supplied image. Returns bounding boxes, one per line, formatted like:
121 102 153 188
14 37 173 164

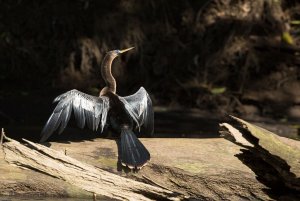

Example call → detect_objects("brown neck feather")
101 53 117 94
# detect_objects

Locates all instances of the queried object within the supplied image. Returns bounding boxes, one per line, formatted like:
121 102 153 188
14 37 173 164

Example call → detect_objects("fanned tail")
120 128 150 169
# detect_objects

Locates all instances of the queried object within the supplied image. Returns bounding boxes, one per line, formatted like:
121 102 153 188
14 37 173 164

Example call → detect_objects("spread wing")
40 89 110 142
119 87 154 136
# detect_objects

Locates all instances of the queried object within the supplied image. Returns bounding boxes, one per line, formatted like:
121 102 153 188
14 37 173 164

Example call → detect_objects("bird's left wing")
119 87 154 136
40 89 110 142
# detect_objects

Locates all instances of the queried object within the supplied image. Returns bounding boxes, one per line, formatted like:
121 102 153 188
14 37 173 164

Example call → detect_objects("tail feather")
120 129 150 169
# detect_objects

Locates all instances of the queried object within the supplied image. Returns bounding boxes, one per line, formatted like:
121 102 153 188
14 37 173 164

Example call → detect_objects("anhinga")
40 47 153 169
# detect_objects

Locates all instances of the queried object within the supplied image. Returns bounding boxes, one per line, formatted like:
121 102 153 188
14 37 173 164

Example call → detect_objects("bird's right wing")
40 89 110 142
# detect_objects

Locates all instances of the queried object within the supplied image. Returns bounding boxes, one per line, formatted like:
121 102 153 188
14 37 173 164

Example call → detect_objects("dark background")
0 0 300 141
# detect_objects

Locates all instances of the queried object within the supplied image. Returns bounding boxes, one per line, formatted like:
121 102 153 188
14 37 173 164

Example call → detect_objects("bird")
40 47 154 169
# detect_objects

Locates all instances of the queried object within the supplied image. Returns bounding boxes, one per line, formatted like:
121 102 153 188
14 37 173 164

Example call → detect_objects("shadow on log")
220 116 300 200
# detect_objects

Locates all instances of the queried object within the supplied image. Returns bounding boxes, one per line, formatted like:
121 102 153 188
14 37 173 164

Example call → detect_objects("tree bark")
1 136 177 201
0 133 271 200
2 118 300 200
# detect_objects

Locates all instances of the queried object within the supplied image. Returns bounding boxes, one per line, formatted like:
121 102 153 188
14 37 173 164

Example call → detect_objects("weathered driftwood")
220 115 300 193
1 135 177 201
1 116 300 200
0 133 270 200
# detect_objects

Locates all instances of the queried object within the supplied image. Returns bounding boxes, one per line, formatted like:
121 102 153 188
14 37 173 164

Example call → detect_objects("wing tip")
39 133 48 143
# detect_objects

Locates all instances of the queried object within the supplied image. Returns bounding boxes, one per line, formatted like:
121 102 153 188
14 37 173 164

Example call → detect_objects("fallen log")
1 133 178 201
0 130 270 200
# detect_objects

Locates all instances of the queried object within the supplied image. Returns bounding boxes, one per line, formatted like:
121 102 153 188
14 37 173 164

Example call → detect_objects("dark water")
2 110 222 142
0 92 298 141
2 110 299 142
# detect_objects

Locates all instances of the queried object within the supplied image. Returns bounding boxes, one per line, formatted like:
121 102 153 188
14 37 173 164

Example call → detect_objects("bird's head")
108 47 134 59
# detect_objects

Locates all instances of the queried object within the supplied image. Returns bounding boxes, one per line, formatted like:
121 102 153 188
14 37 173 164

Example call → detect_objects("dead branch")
0 128 4 145
2 136 179 201
220 115 300 191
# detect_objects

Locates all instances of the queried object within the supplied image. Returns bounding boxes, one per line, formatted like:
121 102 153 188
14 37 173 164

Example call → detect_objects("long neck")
101 54 117 94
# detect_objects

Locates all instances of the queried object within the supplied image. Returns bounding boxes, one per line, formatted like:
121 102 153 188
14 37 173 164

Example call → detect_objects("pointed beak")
119 47 134 54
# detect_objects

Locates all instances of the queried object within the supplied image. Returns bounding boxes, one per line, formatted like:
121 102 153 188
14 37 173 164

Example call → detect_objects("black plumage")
41 47 153 169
